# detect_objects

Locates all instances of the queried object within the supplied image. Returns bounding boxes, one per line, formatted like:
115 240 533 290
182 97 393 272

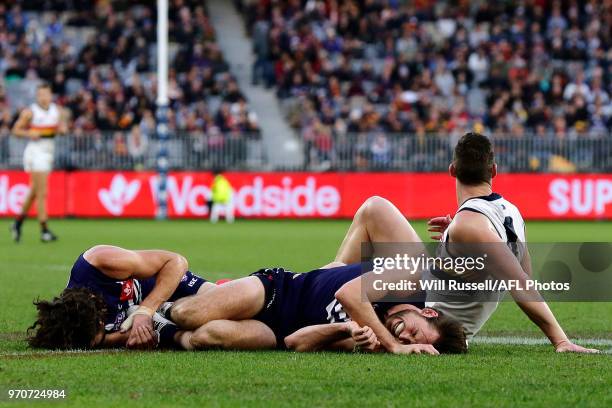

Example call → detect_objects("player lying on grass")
161 259 465 355
27 241 466 354
28 246 209 350
135 189 467 355
328 132 599 354
177 133 597 355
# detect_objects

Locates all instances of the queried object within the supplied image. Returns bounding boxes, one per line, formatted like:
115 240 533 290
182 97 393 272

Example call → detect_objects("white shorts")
23 138 55 173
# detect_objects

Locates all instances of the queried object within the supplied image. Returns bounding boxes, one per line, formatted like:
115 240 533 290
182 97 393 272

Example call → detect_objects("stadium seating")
238 0 611 169
1 1 610 172
0 0 261 170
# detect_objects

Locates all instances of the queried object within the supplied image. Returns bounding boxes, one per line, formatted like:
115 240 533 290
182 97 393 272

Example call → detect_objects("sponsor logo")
549 178 612 216
0 176 29 215
112 310 127 331
265 289 276 310
150 175 341 217
120 279 135 302
3 171 612 219
234 176 340 217
98 174 141 215
150 175 210 216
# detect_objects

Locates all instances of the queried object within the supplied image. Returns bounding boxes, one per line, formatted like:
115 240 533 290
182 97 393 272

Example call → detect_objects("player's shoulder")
497 196 525 221
83 245 123 269
20 106 34 116
449 210 500 242
68 249 112 286
497 195 518 209
452 210 491 229
463 193 523 217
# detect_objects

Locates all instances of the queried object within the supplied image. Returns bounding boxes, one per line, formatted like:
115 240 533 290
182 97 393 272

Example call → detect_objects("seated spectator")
127 125 149 170
0 0 260 150
237 0 611 170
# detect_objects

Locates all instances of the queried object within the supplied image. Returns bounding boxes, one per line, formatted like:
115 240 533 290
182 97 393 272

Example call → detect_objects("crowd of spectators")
0 0 260 169
240 0 611 169
1 0 611 172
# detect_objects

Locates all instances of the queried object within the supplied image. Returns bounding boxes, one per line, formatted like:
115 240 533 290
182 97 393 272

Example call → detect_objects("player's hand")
57 123 69 135
347 322 379 351
391 343 440 355
427 214 452 241
126 314 157 349
28 130 41 140
555 340 599 354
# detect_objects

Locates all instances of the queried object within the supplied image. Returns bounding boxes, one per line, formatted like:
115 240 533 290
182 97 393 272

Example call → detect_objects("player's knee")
355 196 383 222
362 196 390 220
170 301 197 326
190 321 229 349
175 254 189 271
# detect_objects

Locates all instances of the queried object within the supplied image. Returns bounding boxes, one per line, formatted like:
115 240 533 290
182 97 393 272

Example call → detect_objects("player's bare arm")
284 321 379 352
57 107 69 135
450 211 599 354
84 245 189 349
335 280 439 355
330 196 442 355
11 108 37 139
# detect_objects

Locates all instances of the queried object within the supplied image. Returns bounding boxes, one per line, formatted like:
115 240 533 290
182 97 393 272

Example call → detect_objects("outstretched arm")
517 246 594 353
12 108 36 139
85 245 189 349
335 279 439 355
450 212 598 353
285 323 353 352
332 197 438 355
284 321 379 352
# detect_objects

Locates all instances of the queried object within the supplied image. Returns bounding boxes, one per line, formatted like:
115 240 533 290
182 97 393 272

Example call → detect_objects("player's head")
28 287 107 350
36 82 53 107
384 306 467 354
450 132 497 186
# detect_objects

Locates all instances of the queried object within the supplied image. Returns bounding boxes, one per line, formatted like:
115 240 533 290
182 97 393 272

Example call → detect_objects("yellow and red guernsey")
29 102 61 138
30 124 59 137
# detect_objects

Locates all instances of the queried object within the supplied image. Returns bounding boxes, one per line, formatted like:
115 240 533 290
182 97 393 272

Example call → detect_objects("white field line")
0 348 125 357
2 338 612 357
473 336 612 346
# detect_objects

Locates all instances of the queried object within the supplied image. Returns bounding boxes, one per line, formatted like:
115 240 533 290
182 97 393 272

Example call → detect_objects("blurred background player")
10 83 67 243
209 169 234 223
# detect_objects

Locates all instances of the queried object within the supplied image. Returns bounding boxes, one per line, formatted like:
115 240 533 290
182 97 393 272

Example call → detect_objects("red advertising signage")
1 171 611 219
0 172 67 217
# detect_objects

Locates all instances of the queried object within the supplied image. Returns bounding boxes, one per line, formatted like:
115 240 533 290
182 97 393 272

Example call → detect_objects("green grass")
1 219 611 407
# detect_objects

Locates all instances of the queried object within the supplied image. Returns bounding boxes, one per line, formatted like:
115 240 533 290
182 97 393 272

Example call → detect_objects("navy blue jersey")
66 254 206 332
251 263 424 347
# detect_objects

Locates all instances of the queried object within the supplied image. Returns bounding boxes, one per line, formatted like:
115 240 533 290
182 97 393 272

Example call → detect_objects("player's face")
385 310 440 345
36 88 52 107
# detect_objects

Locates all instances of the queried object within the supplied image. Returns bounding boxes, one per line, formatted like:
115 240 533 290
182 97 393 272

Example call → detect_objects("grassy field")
1 219 611 407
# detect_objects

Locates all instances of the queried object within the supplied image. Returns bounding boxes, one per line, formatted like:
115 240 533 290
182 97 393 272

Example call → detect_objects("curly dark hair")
28 287 107 350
